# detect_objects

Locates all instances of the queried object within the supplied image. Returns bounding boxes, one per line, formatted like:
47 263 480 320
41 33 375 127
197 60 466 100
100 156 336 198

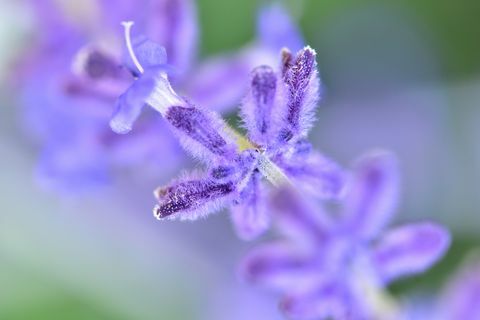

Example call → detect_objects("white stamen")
121 21 144 74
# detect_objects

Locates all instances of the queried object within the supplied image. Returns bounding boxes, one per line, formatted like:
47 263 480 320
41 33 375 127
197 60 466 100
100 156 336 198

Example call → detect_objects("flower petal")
343 150 400 241
371 222 451 284
276 47 320 143
123 36 168 77
240 65 278 145
153 172 236 220
279 145 346 199
438 257 480 320
186 53 252 113
280 279 352 320
271 187 331 248
231 171 270 240
109 70 159 134
257 3 304 53
240 242 317 291
146 0 198 77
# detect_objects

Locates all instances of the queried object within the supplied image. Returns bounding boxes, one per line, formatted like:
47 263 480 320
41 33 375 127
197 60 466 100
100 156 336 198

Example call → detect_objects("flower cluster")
111 24 345 239
107 15 453 318
241 152 450 319
17 1 466 319
16 0 302 193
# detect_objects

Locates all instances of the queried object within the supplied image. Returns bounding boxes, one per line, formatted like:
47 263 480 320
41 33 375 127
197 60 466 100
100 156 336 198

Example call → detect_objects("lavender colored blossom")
434 256 480 320
401 254 480 320
111 23 345 239
18 0 300 193
16 0 192 192
241 151 451 319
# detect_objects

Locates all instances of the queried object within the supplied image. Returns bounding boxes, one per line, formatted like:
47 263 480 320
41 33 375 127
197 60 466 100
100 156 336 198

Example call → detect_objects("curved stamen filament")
121 21 144 74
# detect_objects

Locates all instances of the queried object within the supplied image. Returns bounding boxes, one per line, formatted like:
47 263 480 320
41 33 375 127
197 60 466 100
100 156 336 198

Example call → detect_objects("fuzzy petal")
276 47 320 143
231 171 269 240
240 242 317 291
164 102 238 161
343 151 400 241
240 65 278 145
153 172 236 220
257 3 304 53
371 222 451 284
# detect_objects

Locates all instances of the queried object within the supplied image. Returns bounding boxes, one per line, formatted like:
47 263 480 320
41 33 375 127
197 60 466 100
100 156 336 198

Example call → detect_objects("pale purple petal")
276 47 320 143
371 222 451 284
280 279 352 320
343 151 400 241
110 70 158 134
164 102 238 161
99 0 144 30
123 36 168 76
231 171 270 240
257 3 304 53
153 172 236 220
76 47 126 80
185 53 252 113
37 140 110 193
271 187 331 248
240 242 317 291
240 65 278 145
146 0 198 77
279 148 346 199
438 258 480 320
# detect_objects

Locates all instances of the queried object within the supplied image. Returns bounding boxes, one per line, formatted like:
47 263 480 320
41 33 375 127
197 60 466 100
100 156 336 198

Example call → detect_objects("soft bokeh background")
1 0 479 319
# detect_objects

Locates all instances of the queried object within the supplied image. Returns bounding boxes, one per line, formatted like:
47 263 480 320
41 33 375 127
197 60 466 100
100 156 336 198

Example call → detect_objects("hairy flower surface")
111 23 345 239
16 0 301 193
240 151 451 319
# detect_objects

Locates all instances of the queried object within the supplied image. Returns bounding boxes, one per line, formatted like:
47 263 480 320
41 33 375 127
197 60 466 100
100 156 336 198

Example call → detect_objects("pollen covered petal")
153 173 236 220
276 46 320 143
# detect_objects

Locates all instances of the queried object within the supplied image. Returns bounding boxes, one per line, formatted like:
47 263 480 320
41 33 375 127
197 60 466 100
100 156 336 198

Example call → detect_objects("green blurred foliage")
199 0 480 80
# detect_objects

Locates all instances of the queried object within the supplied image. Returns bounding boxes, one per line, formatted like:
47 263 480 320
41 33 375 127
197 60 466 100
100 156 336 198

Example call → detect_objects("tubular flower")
111 24 345 239
241 151 451 319
16 0 302 193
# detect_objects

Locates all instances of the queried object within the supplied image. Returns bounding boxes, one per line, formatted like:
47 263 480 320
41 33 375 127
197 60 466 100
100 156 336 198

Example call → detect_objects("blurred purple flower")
111 30 345 239
240 151 450 319
16 0 302 193
435 256 480 320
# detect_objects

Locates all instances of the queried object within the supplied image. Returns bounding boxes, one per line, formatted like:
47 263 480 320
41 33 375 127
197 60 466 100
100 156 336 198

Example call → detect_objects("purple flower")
240 151 451 319
18 0 301 193
111 27 345 239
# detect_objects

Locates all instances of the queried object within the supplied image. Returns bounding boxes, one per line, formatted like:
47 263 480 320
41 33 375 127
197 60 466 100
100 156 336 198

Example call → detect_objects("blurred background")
0 0 479 319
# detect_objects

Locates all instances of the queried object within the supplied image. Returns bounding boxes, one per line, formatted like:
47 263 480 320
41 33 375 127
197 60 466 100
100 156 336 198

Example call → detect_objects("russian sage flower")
17 0 300 192
240 151 451 319
110 22 345 239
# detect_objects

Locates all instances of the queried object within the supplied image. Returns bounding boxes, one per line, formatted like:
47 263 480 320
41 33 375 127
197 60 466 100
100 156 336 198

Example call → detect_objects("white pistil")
121 21 144 75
